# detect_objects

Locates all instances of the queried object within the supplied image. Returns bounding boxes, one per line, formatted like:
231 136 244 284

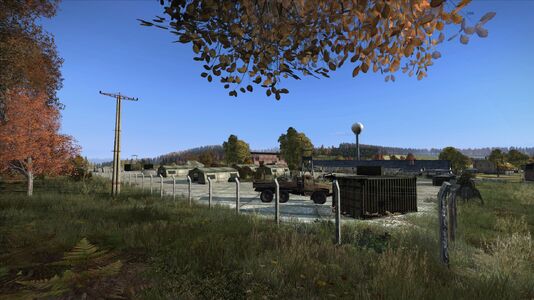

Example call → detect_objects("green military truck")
252 174 332 204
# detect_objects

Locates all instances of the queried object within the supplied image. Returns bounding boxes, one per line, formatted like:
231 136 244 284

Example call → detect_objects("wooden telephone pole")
99 91 139 196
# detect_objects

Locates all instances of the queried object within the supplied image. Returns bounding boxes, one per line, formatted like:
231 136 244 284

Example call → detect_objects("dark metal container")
525 163 534 182
337 176 417 218
357 166 383 176
432 174 456 186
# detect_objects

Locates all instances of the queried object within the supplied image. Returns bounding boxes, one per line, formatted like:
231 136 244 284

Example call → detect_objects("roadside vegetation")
1 177 533 299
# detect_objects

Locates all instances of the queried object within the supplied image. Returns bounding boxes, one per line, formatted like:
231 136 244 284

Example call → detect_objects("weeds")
0 177 533 299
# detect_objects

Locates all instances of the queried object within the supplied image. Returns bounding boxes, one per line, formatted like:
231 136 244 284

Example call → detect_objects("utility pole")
99 91 139 196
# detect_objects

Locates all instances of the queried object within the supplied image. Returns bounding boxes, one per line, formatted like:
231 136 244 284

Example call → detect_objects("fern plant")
15 238 123 299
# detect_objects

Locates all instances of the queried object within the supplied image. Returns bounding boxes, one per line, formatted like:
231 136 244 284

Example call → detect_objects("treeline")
315 144 382 159
135 144 534 167
458 147 534 158
315 144 534 159
440 147 534 173
148 145 224 166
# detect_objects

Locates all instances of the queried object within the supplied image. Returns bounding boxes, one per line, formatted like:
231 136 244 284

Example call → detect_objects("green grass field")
475 173 524 183
0 178 533 299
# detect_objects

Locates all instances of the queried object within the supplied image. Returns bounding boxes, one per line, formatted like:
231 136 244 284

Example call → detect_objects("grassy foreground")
0 178 533 299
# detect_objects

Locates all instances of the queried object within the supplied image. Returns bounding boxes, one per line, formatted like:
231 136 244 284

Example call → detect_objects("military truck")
252 174 332 204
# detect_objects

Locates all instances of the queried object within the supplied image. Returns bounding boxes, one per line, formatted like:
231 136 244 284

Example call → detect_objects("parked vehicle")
253 174 332 204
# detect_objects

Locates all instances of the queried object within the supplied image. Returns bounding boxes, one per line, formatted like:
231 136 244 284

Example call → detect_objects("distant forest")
146 145 225 166
316 144 534 159
98 144 534 166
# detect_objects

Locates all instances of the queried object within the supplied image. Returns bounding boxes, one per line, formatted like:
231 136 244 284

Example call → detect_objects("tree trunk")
27 171 33 196
27 157 33 197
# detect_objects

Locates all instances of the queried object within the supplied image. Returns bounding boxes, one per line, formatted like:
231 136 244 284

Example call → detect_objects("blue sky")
41 1 534 159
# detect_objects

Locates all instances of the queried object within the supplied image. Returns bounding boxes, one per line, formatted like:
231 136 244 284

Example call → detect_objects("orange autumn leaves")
143 0 494 99
0 90 79 177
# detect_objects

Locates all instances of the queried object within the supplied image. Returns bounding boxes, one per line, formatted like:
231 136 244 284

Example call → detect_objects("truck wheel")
311 191 327 204
260 190 274 203
280 191 289 203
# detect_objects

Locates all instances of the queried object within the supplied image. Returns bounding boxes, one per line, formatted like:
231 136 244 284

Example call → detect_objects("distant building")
157 165 193 177
188 167 239 184
251 151 286 166
473 159 497 174
156 161 205 178
525 163 534 182
254 164 290 181
313 160 451 175
232 164 258 181
185 160 205 168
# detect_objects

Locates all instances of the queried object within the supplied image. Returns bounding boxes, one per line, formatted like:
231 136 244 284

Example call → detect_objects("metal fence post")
150 174 153 195
207 177 212 209
438 182 451 266
235 177 240 214
172 175 176 201
274 178 280 225
159 175 164 198
449 187 458 242
141 174 145 191
187 175 192 206
333 180 341 245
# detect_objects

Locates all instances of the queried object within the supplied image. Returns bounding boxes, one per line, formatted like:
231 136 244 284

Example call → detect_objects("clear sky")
41 1 534 159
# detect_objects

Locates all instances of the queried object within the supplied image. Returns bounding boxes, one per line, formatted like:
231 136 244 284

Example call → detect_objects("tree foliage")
278 127 313 170
223 134 251 165
0 90 79 193
506 149 529 168
0 0 63 120
488 148 507 174
141 0 495 99
198 150 216 166
438 146 470 173
70 155 92 181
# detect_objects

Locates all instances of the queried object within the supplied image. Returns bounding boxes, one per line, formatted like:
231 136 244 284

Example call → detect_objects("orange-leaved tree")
0 90 79 196
141 0 496 99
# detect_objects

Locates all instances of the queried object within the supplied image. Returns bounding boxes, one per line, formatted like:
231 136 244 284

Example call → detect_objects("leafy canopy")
506 149 529 168
279 127 313 171
438 146 470 173
0 0 63 120
223 134 252 165
141 0 495 99
488 148 508 170
0 89 79 178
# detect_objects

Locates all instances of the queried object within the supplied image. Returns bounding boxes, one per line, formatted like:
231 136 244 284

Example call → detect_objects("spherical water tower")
351 122 364 160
